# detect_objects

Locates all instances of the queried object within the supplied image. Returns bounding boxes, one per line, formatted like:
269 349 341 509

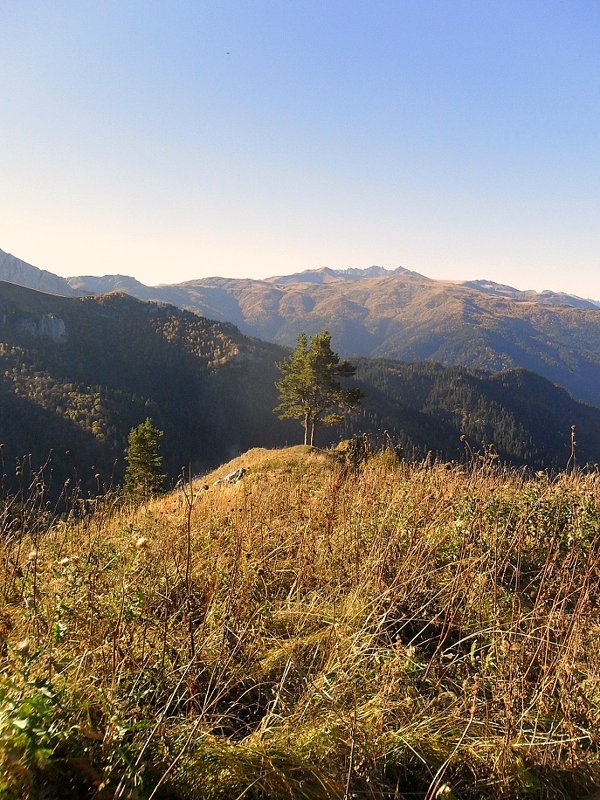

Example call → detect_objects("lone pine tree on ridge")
274 331 362 446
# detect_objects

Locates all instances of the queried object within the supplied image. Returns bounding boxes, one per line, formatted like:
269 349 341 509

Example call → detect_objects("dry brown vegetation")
1 445 600 799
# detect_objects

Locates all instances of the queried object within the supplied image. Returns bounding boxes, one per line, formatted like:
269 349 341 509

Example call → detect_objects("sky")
1 1 600 297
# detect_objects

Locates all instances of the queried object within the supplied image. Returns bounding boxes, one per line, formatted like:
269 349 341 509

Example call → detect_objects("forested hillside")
0 282 290 493
164 270 600 406
352 359 600 469
71 266 600 407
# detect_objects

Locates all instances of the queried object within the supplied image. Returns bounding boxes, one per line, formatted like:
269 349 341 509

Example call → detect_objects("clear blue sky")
1 1 599 297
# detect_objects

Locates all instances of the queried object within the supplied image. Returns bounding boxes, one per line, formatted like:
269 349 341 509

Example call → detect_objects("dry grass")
1 447 600 799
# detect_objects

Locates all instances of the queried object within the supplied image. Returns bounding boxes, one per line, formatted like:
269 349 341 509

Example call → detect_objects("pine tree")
274 331 362 446
124 417 166 499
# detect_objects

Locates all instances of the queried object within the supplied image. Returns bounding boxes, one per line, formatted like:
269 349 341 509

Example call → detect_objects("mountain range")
2 247 600 407
0 276 599 493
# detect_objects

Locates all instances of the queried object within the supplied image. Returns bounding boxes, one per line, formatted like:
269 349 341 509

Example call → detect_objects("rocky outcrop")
17 314 67 343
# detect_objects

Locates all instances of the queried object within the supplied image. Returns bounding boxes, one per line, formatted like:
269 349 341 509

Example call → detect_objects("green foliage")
0 673 58 789
274 331 362 445
124 418 165 500
0 642 76 799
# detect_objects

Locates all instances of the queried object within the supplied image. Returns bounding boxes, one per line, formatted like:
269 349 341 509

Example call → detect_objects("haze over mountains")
2 246 600 407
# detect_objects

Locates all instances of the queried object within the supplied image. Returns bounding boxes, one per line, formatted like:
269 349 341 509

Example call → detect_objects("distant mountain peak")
0 247 78 296
66 274 151 294
461 278 598 309
3 245 600 406
265 264 428 285
462 279 522 295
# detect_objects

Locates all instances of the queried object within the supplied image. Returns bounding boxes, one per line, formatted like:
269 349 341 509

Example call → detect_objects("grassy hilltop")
1 446 600 799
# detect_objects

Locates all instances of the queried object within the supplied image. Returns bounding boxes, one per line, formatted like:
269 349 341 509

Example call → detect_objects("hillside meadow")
1 445 600 799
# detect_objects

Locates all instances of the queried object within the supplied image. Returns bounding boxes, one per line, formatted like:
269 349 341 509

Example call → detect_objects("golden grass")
1 447 600 798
